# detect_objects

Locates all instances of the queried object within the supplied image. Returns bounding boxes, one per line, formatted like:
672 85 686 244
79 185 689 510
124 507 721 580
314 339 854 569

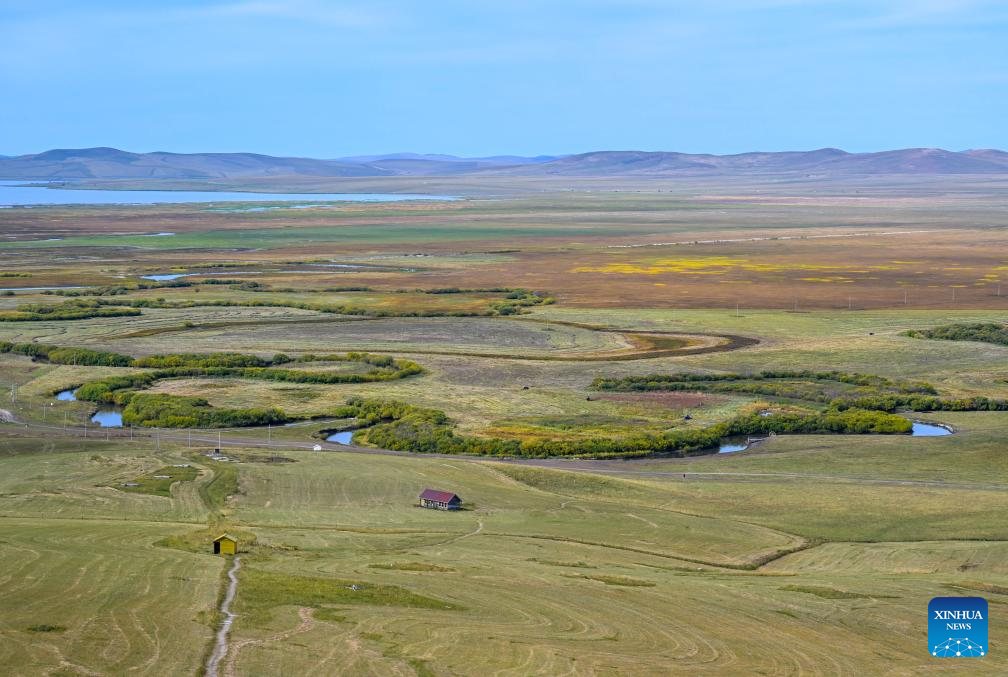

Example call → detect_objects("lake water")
91 410 123 427
326 431 354 444
141 271 263 281
0 286 88 291
0 181 457 207
56 390 77 401
718 436 753 453
714 422 952 453
911 422 952 436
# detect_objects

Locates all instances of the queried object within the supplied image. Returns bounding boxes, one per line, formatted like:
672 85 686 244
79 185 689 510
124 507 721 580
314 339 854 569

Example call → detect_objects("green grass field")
3 431 1006 675
3 189 1008 674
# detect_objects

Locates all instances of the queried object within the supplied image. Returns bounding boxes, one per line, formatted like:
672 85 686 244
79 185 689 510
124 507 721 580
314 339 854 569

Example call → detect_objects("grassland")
2 185 1008 674
3 432 1006 674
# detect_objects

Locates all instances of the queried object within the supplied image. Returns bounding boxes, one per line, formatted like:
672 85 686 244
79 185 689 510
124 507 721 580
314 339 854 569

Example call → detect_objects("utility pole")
188 430 191 448
904 288 908 305
952 287 956 302
735 302 740 318
218 430 222 450
268 423 271 444
63 410 68 430
848 296 852 310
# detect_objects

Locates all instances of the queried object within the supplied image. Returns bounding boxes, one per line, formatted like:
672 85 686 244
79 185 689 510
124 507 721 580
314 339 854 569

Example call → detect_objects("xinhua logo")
929 597 988 657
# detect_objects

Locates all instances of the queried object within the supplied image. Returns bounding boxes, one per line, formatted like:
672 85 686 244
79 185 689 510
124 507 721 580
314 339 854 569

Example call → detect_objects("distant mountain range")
1 146 1006 180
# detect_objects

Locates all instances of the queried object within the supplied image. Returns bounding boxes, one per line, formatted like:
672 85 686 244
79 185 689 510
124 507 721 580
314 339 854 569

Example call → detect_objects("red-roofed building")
419 488 462 510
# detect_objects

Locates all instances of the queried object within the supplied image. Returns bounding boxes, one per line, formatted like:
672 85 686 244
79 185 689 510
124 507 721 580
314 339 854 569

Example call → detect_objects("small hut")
213 534 237 555
419 489 462 511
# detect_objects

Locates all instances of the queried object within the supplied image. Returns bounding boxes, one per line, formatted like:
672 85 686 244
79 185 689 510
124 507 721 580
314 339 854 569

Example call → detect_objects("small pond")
91 410 123 427
714 421 952 454
141 271 263 281
56 390 77 401
718 436 755 454
911 422 953 436
326 431 354 444
141 273 190 281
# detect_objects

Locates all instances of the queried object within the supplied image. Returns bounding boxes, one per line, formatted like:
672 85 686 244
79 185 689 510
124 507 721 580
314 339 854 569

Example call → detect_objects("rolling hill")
1 146 1006 180
488 148 1008 176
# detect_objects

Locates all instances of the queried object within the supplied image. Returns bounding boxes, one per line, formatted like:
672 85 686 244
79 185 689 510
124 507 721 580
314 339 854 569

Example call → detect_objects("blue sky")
1 1 1005 156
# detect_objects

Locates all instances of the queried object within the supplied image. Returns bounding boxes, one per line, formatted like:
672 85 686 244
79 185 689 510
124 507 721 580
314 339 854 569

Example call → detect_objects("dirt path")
205 555 241 677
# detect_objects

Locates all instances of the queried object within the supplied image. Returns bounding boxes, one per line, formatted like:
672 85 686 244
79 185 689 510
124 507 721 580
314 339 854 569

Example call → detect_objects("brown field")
3 187 1008 310
593 391 722 409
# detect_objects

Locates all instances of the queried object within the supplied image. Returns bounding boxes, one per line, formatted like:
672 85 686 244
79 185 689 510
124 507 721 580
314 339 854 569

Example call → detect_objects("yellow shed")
213 534 237 555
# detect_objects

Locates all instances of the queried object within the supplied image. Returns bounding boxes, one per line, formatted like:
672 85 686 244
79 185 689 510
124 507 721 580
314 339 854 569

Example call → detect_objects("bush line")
904 323 1008 347
591 370 1008 413
341 397 912 459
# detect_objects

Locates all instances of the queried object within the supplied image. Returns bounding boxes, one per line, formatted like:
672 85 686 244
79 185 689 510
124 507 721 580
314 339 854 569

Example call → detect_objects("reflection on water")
326 431 354 444
142 273 190 281
141 271 262 281
911 422 952 436
57 390 77 401
718 436 752 453
91 411 123 427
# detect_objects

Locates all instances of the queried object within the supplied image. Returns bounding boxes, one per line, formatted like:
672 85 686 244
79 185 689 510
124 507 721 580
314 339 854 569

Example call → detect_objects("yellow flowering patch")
572 256 859 276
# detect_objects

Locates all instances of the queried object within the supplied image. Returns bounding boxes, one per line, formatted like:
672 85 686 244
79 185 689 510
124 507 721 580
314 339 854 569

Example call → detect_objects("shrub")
905 322 1008 347
342 398 912 459
122 393 288 428
0 299 141 322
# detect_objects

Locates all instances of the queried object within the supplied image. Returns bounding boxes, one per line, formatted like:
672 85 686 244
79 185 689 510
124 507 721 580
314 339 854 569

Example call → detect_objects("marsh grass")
528 558 595 569
566 574 656 587
778 585 881 599
236 568 458 625
369 562 455 572
199 457 239 515
116 464 198 497
943 581 1008 596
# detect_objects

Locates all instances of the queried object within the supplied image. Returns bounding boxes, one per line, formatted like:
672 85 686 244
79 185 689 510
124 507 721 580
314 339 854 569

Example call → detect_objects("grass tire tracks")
107 315 757 361
481 531 812 571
